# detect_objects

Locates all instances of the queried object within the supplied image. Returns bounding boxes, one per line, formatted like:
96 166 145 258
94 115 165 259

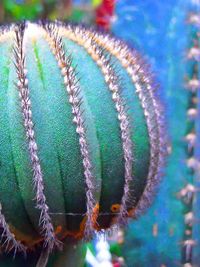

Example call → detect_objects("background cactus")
110 1 200 266
0 21 166 266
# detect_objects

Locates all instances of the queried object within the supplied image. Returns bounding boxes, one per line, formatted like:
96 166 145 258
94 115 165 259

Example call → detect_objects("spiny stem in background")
180 12 200 264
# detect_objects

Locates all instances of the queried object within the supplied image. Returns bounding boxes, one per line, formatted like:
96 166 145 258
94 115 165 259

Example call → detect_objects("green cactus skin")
0 21 166 265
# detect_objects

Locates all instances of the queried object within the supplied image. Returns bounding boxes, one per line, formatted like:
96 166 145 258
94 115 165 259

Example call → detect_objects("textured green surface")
62 37 150 226
23 33 102 233
0 24 160 266
0 38 38 242
62 38 125 227
109 55 150 207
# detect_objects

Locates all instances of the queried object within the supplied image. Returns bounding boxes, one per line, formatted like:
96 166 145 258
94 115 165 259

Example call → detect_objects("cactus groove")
0 21 166 261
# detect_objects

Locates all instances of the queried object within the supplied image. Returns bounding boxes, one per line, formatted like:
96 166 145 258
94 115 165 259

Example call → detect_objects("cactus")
0 21 166 266
184 5 200 265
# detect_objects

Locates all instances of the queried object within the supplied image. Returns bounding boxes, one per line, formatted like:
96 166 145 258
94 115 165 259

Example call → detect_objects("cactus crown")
0 21 166 257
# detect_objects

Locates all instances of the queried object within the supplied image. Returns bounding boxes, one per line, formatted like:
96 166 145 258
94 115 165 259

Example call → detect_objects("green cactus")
0 21 166 266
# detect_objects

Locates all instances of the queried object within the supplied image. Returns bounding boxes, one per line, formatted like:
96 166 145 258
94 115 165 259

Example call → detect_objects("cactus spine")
181 8 200 265
0 21 165 265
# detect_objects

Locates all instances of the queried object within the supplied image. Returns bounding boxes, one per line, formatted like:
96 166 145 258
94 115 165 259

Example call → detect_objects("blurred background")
0 1 200 267
0 0 113 27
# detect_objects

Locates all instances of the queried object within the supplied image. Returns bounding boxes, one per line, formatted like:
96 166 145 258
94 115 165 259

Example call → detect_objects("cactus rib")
82 29 167 217
14 23 60 252
43 22 97 239
61 24 134 226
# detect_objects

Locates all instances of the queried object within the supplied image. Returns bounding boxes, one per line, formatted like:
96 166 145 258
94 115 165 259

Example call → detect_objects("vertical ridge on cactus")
0 27 29 256
57 24 134 226
44 22 97 239
0 21 166 263
78 27 167 217
14 23 61 253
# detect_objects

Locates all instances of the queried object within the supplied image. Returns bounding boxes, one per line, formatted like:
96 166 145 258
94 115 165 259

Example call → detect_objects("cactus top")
0 21 166 255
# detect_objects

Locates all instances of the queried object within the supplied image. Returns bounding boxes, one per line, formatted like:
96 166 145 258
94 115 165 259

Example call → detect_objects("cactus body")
0 21 165 263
